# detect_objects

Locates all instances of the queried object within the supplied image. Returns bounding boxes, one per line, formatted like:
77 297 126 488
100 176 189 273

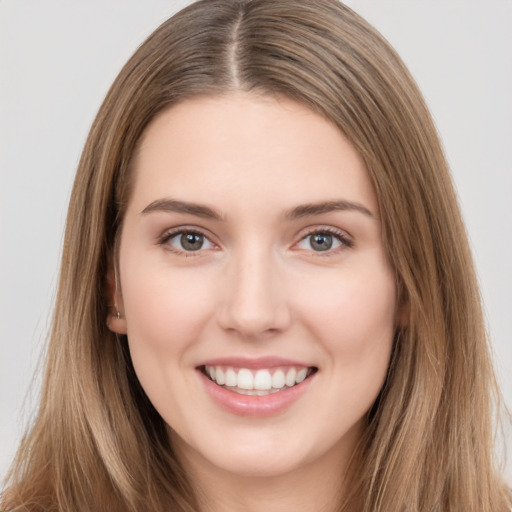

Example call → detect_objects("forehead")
128 92 378 217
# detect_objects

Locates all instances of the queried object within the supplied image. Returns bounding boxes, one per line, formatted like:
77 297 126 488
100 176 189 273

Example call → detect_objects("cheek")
120 262 216 355
297 262 397 363
119 263 218 417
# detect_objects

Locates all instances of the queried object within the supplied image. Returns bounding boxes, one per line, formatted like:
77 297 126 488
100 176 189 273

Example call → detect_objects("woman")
2 0 510 510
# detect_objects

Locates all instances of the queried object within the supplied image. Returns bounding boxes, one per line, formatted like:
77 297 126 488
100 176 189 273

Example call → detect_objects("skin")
108 92 398 512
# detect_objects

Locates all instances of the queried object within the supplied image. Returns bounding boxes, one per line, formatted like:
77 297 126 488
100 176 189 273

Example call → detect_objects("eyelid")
293 225 353 253
157 224 353 256
158 226 219 256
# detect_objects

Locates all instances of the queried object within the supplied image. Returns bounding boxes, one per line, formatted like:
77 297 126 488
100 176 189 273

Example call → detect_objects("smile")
202 365 317 396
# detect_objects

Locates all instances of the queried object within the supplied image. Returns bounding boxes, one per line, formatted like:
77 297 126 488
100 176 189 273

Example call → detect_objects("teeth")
235 388 281 396
285 368 296 387
296 368 308 383
272 369 285 388
225 368 237 387
216 368 225 385
237 369 254 390
254 369 272 390
204 365 313 393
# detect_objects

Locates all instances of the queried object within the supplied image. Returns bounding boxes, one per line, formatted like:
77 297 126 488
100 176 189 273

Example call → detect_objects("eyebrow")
141 198 224 220
140 198 374 221
285 200 374 220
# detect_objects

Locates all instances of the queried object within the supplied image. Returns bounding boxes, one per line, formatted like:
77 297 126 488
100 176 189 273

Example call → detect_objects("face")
109 93 397 480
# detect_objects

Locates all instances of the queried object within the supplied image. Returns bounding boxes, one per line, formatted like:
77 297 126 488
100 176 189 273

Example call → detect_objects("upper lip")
197 356 314 370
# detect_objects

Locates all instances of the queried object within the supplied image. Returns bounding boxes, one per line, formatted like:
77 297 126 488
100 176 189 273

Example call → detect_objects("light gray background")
1 0 511 484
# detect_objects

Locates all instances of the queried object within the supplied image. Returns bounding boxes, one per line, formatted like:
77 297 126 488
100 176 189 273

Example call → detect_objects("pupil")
311 233 332 251
181 233 203 251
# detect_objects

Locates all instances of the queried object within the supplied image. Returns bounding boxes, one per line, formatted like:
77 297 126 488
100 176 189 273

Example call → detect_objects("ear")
106 265 127 335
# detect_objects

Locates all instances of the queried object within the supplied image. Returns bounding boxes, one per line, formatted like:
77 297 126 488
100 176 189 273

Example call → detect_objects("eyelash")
158 228 216 257
158 226 353 256
298 227 353 254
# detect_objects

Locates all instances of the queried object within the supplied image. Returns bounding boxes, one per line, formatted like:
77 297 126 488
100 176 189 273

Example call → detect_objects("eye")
163 230 216 253
295 229 352 252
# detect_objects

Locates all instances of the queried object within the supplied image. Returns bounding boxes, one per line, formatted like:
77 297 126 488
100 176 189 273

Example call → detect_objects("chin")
206 449 309 479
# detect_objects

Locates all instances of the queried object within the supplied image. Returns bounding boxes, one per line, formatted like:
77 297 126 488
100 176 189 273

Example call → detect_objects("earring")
112 303 122 320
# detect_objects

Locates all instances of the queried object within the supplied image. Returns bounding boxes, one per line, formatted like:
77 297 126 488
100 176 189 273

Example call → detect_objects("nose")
216 247 291 339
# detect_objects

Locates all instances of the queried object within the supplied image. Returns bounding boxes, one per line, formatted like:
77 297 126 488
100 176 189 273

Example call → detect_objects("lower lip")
199 370 314 417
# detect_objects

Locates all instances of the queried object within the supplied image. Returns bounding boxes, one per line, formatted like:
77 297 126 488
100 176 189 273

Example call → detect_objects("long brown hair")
2 1 510 510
